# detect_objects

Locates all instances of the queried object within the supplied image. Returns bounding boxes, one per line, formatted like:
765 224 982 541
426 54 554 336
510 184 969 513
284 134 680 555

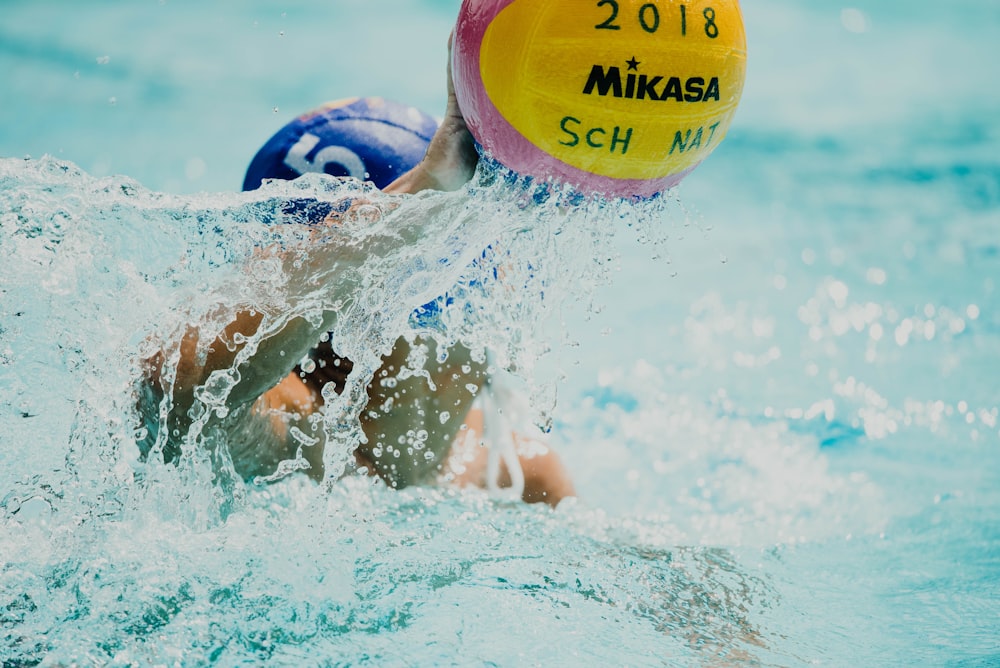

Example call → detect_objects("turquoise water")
2 1 999 665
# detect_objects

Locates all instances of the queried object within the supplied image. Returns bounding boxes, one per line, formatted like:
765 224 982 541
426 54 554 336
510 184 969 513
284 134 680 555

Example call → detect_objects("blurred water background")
2 1 999 665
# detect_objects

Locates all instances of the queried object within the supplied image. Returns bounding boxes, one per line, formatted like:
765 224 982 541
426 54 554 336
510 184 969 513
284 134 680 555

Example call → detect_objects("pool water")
2 0 999 665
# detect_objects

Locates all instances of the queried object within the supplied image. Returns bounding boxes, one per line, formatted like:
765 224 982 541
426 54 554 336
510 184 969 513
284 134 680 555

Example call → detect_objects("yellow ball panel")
481 0 747 180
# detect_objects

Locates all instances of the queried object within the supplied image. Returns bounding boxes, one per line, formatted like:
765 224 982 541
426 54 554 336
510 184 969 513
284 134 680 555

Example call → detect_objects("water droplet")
827 280 849 307
866 268 887 285
840 8 870 34
184 157 206 180
290 426 319 447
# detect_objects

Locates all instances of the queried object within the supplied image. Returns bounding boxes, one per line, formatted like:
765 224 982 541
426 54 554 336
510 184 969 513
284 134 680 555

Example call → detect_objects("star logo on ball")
625 56 640 71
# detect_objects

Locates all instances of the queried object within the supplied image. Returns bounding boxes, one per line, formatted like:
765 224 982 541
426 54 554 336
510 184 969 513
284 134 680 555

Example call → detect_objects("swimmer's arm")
138 310 332 455
168 309 336 413
144 37 477 440
210 34 479 402
154 149 476 431
383 33 478 195
383 114 476 194
166 55 477 410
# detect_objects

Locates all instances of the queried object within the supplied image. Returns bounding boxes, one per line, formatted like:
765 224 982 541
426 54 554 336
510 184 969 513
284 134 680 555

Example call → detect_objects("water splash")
0 154 686 521
0 154 788 664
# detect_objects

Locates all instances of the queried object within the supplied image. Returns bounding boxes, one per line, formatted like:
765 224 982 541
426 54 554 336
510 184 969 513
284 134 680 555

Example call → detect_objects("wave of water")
2 156 779 665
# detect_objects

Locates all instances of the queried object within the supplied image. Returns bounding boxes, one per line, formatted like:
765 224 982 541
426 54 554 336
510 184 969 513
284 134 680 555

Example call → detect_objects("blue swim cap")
243 97 438 191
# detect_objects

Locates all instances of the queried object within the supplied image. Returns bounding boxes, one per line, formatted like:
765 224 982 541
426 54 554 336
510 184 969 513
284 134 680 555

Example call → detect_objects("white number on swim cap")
283 132 366 179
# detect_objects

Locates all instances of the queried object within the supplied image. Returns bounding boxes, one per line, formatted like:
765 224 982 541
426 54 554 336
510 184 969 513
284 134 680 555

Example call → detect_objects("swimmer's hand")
385 33 478 194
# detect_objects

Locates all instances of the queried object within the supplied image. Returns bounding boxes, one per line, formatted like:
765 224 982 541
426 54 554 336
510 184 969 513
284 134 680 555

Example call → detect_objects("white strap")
481 379 525 501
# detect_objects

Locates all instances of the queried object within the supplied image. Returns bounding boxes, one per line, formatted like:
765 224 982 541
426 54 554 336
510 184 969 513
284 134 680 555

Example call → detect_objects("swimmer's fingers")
439 30 479 186
445 30 463 125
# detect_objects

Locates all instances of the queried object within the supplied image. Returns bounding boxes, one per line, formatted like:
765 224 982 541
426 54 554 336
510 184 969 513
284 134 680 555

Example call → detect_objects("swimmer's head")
243 97 438 191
